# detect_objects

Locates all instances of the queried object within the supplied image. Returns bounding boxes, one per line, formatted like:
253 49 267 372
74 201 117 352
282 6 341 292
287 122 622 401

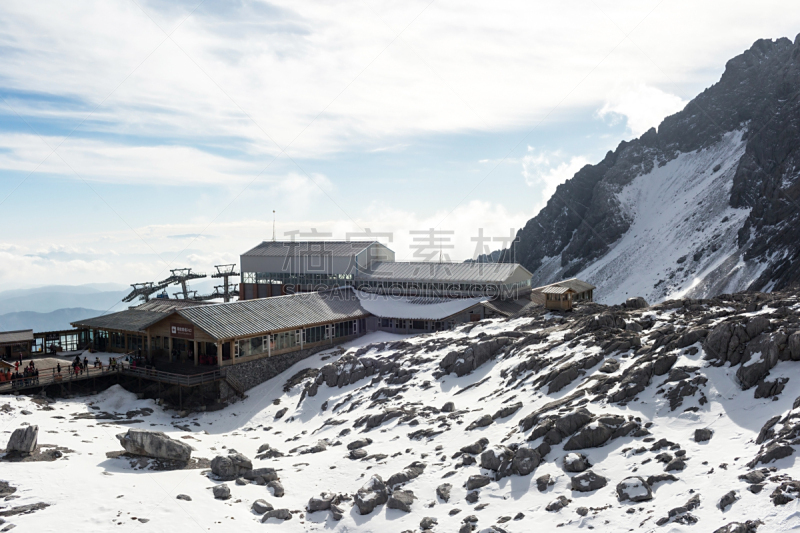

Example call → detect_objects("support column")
300 329 303 350
230 341 235 362
147 330 152 362
193 340 198 366
124 332 128 354
216 342 222 367
169 337 174 363
267 335 271 357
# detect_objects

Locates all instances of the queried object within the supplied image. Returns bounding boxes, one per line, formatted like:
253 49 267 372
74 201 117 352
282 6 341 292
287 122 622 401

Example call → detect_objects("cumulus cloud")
522 148 590 214
597 85 688 137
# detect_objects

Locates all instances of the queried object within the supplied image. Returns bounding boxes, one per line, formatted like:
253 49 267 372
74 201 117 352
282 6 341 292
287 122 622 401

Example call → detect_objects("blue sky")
1 0 799 291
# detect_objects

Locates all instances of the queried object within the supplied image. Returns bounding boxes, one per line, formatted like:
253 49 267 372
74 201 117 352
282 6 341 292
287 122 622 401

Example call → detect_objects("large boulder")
387 461 426 488
212 484 231 500
210 452 252 480
512 446 541 476
354 475 389 515
563 453 590 473
616 476 652 502
736 334 780 389
571 470 608 492
466 475 491 490
387 490 416 512
307 492 335 512
7 425 38 454
116 429 191 462
625 297 649 309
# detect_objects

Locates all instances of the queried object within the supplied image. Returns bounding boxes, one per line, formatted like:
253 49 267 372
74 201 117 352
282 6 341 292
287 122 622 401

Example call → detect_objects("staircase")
223 372 246 398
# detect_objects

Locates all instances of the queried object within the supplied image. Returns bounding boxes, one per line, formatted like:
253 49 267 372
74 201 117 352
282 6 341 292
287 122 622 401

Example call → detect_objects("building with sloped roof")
240 241 394 299
531 278 596 307
240 240 533 301
0 330 34 359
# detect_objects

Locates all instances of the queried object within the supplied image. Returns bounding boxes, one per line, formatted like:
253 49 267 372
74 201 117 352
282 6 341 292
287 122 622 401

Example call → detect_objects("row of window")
241 272 532 294
235 319 365 358
242 272 355 284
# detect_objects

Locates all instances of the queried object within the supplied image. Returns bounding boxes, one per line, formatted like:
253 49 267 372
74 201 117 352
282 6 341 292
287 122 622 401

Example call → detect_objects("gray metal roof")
482 298 535 317
542 286 574 295
135 298 212 313
556 278 596 292
242 241 377 257
71 310 171 332
356 261 524 283
533 278 596 293
0 329 34 344
177 288 369 340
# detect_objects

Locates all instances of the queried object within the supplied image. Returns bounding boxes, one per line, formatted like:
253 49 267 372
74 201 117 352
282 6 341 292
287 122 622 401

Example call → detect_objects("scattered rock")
436 483 452 503
212 484 230 500
546 495 571 512
719 490 738 511
695 428 713 442
252 499 273 514
261 508 292 521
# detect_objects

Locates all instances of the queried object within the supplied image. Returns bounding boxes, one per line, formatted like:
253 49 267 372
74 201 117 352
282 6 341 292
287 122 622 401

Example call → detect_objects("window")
304 325 327 344
243 272 256 283
272 331 297 351
412 321 424 330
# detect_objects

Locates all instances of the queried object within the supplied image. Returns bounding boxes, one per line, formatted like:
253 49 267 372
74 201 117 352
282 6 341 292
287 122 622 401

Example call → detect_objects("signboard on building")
170 323 194 340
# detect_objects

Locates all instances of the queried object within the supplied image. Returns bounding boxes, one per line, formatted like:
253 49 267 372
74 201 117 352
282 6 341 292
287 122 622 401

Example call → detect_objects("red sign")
170 323 194 340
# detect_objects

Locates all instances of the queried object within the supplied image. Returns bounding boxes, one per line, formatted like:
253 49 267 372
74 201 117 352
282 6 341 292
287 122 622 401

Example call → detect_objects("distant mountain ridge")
0 308 105 333
492 33 800 304
0 284 128 315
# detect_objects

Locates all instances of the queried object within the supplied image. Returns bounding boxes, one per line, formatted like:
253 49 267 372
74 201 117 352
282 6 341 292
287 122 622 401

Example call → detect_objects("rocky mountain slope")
497 34 800 305
3 289 800 532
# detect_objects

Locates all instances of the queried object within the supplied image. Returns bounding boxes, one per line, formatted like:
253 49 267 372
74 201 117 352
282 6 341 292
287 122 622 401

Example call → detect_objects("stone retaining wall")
220 334 361 399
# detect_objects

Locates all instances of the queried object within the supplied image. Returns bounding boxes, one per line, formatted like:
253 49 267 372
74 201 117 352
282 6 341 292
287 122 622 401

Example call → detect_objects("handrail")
0 365 122 392
120 366 223 386
0 362 225 393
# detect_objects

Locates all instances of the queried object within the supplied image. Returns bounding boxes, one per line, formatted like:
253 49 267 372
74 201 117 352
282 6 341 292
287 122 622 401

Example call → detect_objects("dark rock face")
116 429 191 462
439 337 511 377
488 34 800 299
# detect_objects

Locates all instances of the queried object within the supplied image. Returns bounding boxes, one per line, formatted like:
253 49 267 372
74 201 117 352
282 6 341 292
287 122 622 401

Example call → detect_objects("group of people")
0 360 39 388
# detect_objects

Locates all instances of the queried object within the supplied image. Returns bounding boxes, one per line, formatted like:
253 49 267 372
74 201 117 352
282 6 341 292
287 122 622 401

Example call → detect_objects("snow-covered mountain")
3 288 800 532
498 34 800 305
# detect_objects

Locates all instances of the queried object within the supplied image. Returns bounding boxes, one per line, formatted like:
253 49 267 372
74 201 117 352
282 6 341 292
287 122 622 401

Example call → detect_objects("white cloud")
522 148 590 213
597 85 688 137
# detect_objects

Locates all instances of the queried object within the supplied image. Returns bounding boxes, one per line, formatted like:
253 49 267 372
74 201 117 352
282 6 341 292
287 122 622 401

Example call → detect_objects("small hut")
542 286 576 311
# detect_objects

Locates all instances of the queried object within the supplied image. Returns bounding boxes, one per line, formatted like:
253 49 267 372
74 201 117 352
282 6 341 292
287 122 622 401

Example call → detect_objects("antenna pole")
272 210 276 242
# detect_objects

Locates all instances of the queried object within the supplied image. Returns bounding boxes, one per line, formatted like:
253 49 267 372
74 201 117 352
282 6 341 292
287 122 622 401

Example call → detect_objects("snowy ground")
2 305 800 532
